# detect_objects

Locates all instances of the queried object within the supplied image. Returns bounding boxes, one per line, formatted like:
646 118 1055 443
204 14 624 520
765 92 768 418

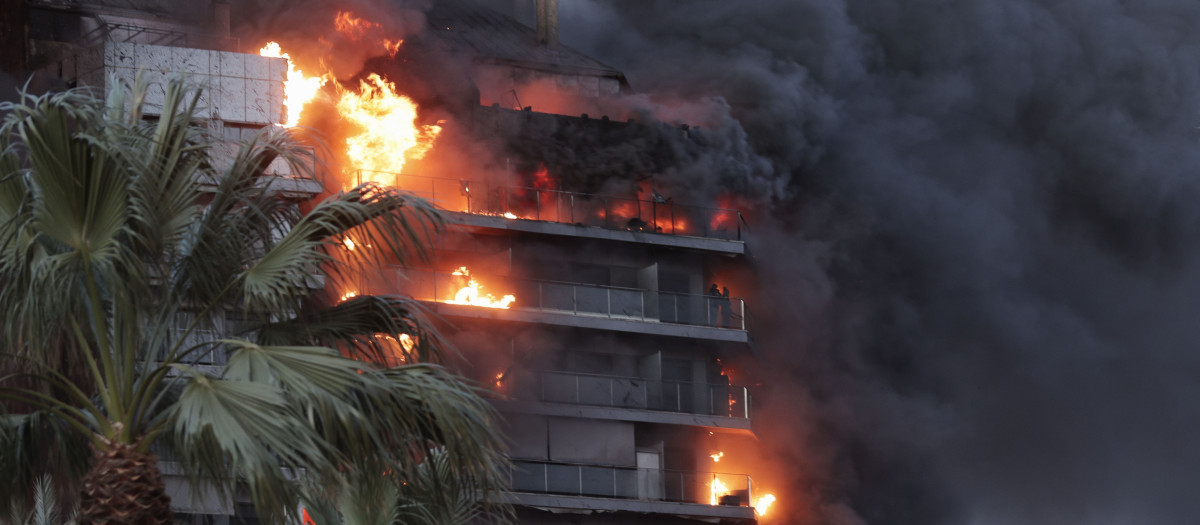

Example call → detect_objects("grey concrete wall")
548 418 635 467
72 42 284 126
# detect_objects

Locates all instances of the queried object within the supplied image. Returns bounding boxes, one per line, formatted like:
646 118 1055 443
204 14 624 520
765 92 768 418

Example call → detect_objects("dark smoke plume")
519 1 1200 524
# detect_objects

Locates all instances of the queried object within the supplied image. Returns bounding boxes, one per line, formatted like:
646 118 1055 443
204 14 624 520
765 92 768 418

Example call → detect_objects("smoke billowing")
524 1 1200 524
218 0 1200 522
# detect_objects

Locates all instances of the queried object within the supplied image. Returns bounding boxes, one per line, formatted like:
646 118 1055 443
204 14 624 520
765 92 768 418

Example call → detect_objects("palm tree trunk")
77 441 173 525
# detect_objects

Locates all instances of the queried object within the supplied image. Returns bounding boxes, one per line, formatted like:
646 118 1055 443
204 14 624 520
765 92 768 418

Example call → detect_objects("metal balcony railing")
508 460 754 506
392 268 747 331
355 170 745 241
74 20 241 52
528 370 751 419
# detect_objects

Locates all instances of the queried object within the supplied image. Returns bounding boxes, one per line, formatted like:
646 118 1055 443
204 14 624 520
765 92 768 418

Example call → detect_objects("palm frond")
254 294 445 365
239 183 441 317
0 412 88 517
165 370 333 525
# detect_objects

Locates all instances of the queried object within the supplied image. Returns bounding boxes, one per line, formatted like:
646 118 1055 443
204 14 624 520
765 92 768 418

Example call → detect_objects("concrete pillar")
535 0 558 48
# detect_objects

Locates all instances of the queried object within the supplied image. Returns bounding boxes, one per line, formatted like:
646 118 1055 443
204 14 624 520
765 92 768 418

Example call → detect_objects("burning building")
5 0 775 523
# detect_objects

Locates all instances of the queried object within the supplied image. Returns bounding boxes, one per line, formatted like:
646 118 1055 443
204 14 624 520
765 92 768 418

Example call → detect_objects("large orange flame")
258 42 327 127
446 267 515 309
709 475 730 506
338 73 442 182
754 494 776 516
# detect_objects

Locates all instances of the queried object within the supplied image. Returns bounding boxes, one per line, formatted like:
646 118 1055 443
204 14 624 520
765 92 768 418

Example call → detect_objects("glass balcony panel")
508 460 752 507
574 286 610 316
546 463 580 495
510 461 547 493
533 371 749 419
395 269 747 331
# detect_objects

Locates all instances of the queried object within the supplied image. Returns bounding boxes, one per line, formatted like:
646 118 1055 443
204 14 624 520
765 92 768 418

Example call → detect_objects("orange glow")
710 194 738 233
344 238 356 250
258 42 327 127
398 333 415 353
338 73 442 180
503 212 518 219
339 290 358 302
532 164 554 190
384 38 404 57
446 266 515 309
710 451 724 462
709 475 730 506
334 10 379 39
754 494 776 516
334 11 403 56
494 372 505 387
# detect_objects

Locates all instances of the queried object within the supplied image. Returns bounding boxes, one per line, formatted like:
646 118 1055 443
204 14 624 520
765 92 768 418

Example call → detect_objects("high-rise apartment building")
6 1 765 523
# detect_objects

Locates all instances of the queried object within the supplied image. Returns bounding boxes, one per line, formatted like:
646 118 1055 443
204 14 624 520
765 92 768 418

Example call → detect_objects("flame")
334 10 379 39
344 238 356 250
398 333 415 353
494 372 505 388
709 475 730 506
446 266 515 309
710 451 723 462
384 38 404 57
258 42 327 127
503 212 518 219
338 73 442 178
754 494 776 516
339 290 358 302
333 10 402 56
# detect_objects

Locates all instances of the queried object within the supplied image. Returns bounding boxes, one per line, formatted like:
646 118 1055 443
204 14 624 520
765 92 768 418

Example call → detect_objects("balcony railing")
528 370 751 419
508 460 754 507
355 170 745 241
391 269 747 331
74 21 241 52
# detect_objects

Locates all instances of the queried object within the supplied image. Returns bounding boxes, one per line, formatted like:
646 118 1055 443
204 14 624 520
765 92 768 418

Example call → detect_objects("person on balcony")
708 283 722 325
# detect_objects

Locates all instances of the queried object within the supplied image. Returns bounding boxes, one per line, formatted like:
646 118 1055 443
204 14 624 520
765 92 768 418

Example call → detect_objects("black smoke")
522 1 1200 524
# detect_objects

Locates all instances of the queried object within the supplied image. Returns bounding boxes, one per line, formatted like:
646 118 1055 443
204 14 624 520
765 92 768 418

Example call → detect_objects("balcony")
354 170 746 248
390 269 749 342
506 460 756 520
534 371 750 419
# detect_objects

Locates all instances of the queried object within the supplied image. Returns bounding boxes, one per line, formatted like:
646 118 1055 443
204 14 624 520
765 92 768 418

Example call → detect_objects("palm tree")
0 76 508 524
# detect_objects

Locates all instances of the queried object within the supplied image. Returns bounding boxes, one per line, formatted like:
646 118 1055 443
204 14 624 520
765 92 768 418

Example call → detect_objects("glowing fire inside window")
445 267 515 309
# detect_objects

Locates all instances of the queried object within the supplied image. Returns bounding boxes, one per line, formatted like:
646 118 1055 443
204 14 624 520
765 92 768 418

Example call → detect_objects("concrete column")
535 0 558 48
